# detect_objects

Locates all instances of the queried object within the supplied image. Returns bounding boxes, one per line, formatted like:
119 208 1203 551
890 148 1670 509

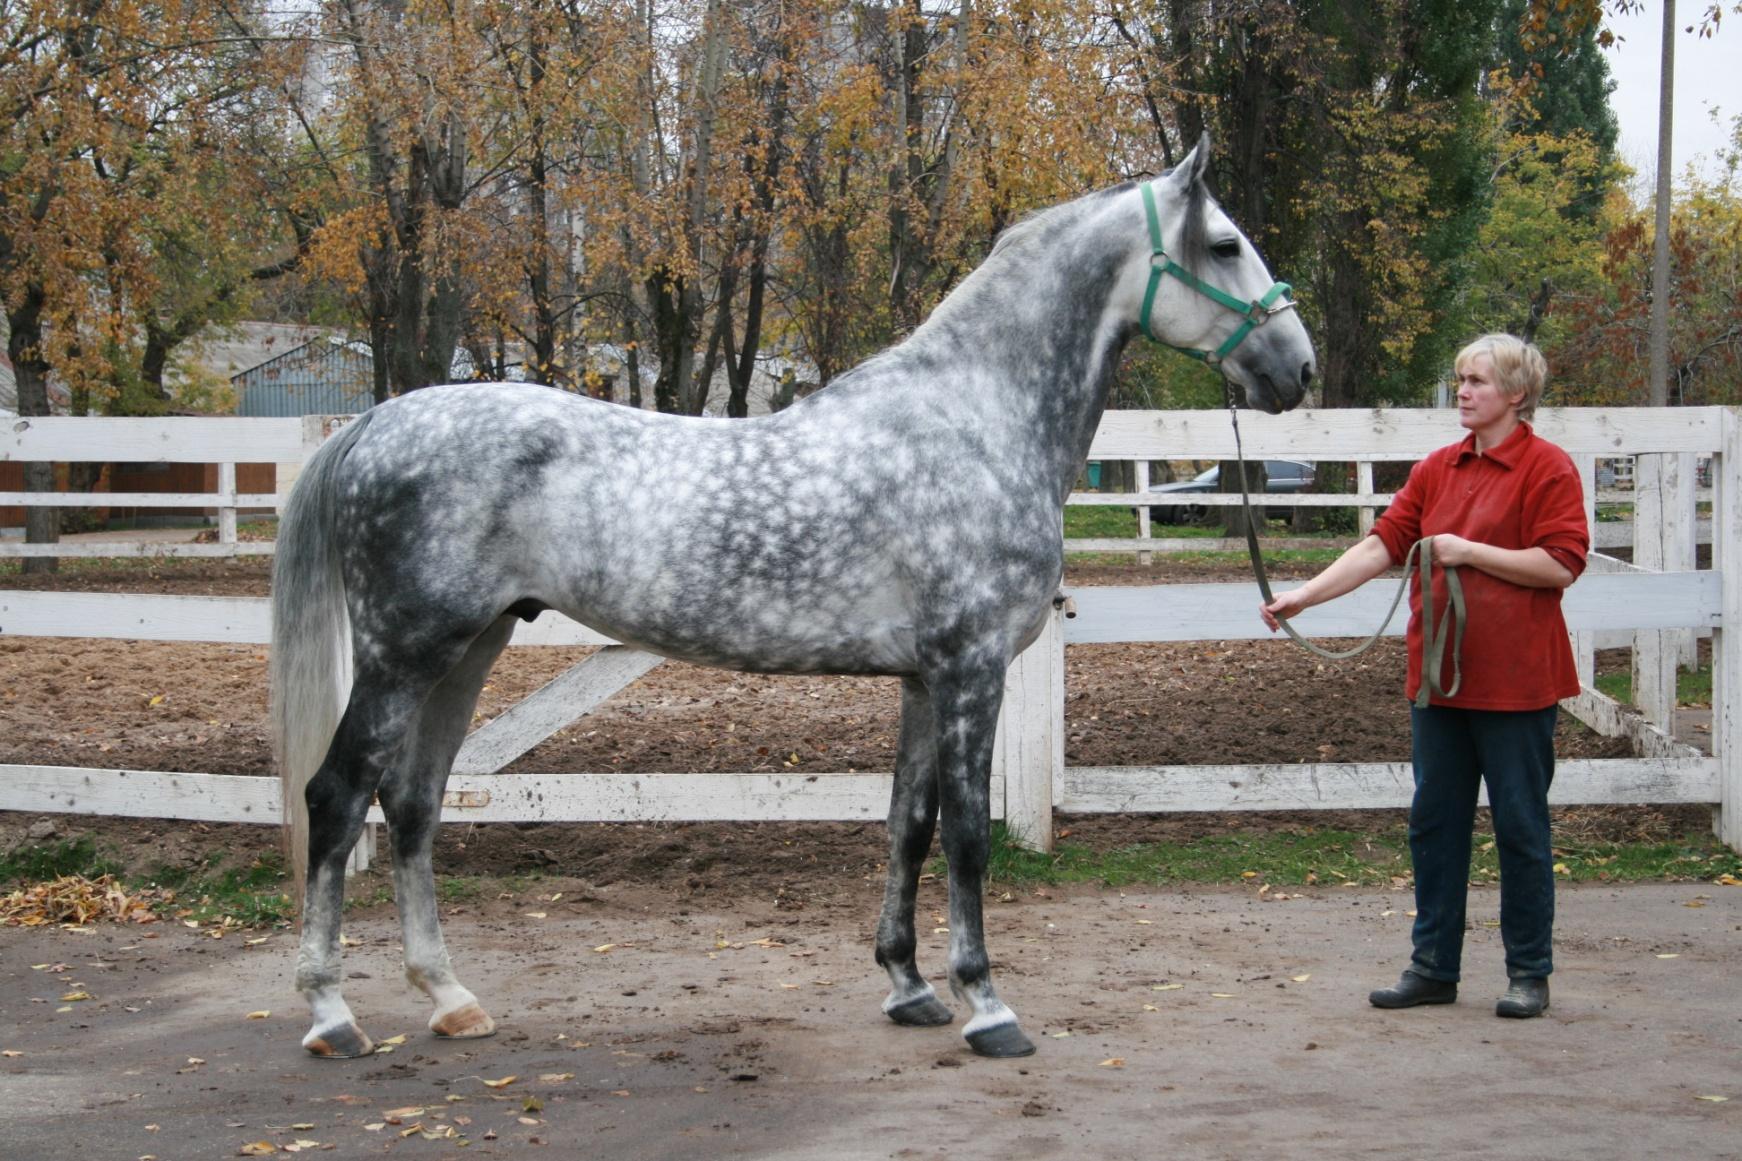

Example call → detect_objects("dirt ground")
2 882 1737 1160
2 556 1734 1159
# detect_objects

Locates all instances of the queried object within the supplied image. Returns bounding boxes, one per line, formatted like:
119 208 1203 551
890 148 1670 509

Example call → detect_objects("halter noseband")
1138 182 1297 365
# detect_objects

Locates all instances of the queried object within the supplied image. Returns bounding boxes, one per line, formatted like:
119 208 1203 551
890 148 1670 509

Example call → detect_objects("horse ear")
1185 132 1213 187
1163 132 1213 195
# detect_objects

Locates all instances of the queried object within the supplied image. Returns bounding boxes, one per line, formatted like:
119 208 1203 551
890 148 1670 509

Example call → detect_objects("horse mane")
986 171 1210 274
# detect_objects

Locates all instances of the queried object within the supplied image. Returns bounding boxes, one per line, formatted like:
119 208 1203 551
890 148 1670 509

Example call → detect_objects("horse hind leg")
928 659 1036 1058
297 664 444 1058
375 616 518 1042
875 678 954 1028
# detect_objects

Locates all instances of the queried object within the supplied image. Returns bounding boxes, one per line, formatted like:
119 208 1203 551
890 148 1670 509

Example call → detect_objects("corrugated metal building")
234 336 375 417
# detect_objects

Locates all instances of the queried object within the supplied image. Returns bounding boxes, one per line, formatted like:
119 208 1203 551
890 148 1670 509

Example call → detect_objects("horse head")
1134 134 1316 414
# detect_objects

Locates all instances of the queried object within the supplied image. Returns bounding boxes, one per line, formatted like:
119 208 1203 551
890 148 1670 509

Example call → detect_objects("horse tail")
271 413 374 903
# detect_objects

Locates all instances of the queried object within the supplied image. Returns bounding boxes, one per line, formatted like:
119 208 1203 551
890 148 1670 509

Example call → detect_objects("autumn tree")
0 0 299 566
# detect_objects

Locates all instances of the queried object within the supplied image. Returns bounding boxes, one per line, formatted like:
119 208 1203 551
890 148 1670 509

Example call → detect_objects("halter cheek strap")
1139 182 1296 365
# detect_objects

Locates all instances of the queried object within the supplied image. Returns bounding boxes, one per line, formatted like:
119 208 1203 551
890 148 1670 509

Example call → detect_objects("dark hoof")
303 1023 375 1058
886 994 955 1027
965 1022 1036 1058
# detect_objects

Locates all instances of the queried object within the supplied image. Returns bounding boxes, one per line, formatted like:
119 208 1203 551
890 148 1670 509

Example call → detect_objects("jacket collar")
1454 419 1532 468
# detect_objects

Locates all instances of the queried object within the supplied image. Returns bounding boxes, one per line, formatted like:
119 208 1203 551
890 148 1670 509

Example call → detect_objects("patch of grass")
963 823 1412 889
1063 506 1138 538
145 852 295 926
1591 663 1713 709
959 822 1742 890
0 837 124 884
437 877 489 903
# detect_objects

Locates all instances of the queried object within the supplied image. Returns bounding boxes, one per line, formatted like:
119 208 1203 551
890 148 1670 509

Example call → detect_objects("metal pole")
1649 0 1675 407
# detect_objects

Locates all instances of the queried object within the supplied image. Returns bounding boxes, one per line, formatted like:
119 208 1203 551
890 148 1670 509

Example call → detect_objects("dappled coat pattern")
271 137 1316 1061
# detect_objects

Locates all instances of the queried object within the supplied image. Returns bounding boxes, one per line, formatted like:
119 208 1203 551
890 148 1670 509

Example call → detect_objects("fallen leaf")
482 1076 517 1088
1134 919 1153 925
1142 1004 1159 1011
1656 953 1680 960
1553 863 1571 876
1210 993 1236 998
377 1034 407 1046
593 944 615 954
59 991 92 1002
289 1123 314 1131
245 1010 270 1020
538 1073 574 1083
1714 874 1740 887
1291 974 1311 983
524 912 547 920
381 1106 426 1121
1695 1095 1728 1103
238 1144 278 1156
1099 1058 1126 1068
1151 984 1184 991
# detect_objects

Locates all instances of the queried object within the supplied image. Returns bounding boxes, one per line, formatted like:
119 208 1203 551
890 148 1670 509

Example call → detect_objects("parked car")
1144 459 1315 525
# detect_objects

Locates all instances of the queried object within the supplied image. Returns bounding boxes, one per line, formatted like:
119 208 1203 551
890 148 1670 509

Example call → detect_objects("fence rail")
2 407 1735 858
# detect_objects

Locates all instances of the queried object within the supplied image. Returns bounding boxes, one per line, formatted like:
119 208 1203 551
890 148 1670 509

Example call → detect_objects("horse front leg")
876 678 953 1027
377 618 515 1042
929 659 1036 1058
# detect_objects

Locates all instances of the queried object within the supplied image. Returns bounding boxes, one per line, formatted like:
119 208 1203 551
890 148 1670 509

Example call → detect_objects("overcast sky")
1601 4 1734 186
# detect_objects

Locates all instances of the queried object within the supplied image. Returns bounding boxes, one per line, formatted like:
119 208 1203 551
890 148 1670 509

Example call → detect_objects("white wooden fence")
1 407 1735 860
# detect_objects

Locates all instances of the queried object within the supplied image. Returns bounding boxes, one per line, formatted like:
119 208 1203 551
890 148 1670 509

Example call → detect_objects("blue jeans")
1406 703 1558 982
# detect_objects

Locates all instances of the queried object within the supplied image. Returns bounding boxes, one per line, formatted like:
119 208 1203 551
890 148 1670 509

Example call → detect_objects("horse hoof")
965 1022 1036 1058
885 994 955 1027
303 1024 375 1058
431 1002 496 1040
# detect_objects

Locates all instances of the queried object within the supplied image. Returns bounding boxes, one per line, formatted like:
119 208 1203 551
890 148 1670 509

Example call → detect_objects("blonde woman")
1260 334 1588 1018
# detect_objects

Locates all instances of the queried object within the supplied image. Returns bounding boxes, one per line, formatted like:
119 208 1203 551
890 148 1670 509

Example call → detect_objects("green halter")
1139 181 1297 364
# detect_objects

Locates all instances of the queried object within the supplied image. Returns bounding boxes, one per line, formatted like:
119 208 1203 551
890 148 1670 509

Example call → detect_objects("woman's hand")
1255 535 1396 632
1260 587 1313 632
1428 533 1479 567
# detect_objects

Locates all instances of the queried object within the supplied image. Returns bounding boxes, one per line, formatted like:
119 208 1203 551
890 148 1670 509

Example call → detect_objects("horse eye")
1211 239 1242 259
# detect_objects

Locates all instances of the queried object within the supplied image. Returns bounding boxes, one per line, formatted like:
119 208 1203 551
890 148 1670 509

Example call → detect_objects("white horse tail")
271 414 372 901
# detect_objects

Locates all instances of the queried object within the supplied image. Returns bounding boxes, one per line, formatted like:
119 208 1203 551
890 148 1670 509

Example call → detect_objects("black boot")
1369 970 1457 1009
1495 977 1549 1018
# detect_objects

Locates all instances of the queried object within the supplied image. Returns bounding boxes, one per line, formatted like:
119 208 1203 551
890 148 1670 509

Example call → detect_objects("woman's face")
1455 352 1521 437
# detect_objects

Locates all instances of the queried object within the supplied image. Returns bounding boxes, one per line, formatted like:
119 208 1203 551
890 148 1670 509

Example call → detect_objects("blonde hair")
1455 333 1548 422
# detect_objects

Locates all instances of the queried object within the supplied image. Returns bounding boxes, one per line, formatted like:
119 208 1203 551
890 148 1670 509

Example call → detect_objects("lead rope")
1224 394 1465 708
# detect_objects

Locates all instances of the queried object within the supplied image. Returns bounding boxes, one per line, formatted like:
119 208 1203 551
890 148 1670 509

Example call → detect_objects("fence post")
1572 454 1598 688
1357 461 1376 538
1634 453 1677 729
993 607 1064 853
218 462 238 544
1134 460 1152 567
1715 410 1742 849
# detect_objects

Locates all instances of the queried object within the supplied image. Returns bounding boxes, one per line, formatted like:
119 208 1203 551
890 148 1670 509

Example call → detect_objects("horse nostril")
1300 361 1315 387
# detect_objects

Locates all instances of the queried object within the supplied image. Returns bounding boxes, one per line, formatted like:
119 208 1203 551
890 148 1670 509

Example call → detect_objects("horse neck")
902 205 1138 500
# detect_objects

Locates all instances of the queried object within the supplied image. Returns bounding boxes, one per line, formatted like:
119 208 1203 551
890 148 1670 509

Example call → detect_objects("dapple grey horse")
272 136 1315 1061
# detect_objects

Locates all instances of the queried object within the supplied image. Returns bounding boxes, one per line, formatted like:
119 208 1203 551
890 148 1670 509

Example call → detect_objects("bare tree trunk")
7 284 58 573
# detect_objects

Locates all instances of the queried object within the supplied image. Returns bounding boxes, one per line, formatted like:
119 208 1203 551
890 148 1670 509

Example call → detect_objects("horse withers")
272 135 1315 1061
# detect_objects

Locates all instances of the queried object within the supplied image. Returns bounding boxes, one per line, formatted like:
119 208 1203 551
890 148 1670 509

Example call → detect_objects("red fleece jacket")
1370 422 1589 711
